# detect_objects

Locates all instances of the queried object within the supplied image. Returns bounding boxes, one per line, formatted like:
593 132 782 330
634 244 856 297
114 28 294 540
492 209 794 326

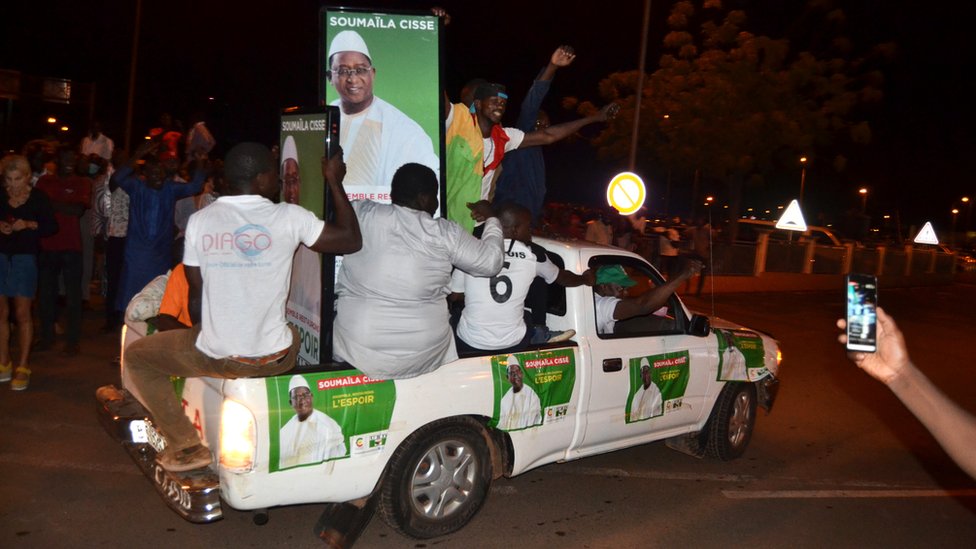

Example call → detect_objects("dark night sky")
3 0 975 233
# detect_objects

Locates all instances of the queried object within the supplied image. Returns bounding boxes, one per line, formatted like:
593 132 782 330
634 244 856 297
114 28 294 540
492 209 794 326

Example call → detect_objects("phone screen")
846 273 877 352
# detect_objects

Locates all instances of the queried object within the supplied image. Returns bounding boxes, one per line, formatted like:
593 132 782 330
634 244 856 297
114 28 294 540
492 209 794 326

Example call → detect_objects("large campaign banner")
321 8 442 204
714 328 767 381
280 110 331 365
266 370 396 472
625 351 690 423
489 349 576 432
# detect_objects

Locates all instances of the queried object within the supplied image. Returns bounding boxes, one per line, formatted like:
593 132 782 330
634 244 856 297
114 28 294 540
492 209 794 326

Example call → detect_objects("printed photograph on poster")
490 350 575 432
715 329 767 382
266 371 397 472
323 9 441 204
280 110 332 366
625 352 690 423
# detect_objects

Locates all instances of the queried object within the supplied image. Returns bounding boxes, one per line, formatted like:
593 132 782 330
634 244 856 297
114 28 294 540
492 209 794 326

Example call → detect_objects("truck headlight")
220 399 255 473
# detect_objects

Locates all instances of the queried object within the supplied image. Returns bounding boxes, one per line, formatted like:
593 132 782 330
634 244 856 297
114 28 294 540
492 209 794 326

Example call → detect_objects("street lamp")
951 208 960 248
859 187 868 213
799 156 808 202
962 196 971 232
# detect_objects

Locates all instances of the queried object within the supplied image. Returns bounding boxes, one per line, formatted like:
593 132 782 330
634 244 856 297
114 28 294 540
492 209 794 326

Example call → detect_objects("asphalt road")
2 283 975 548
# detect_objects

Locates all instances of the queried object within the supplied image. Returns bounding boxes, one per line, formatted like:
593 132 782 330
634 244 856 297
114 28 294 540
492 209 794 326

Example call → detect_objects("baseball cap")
474 82 508 101
596 265 637 287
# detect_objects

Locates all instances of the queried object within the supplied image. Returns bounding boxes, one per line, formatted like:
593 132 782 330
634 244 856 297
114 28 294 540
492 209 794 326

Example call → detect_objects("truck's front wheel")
378 417 492 539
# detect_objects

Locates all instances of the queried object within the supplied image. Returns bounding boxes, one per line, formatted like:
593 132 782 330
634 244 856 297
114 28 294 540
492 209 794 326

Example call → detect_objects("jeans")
125 324 300 451
38 250 83 345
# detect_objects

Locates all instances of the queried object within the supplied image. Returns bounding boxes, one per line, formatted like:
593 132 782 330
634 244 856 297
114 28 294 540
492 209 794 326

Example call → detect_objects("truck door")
575 255 704 456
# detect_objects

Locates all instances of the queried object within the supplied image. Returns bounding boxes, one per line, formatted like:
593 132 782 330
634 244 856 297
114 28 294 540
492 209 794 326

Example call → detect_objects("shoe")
546 329 576 343
61 343 80 357
0 361 11 382
156 443 213 473
10 366 31 391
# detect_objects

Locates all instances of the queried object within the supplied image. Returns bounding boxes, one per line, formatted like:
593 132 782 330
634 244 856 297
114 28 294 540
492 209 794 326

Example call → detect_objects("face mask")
88 164 99 176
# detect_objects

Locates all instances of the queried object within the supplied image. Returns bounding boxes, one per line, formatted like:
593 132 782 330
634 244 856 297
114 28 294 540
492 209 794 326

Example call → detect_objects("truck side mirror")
688 314 710 337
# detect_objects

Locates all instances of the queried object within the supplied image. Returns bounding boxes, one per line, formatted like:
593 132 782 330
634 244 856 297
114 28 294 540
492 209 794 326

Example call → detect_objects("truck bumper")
757 374 779 412
95 384 222 523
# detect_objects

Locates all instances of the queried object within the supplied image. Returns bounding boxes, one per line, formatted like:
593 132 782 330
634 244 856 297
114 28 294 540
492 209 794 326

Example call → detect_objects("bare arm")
519 103 619 148
186 265 202 326
838 308 976 479
555 267 595 288
613 260 700 321
310 147 362 254
538 45 576 82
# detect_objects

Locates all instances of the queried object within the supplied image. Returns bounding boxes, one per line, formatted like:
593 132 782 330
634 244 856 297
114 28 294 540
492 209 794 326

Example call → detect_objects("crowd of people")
0 114 218 391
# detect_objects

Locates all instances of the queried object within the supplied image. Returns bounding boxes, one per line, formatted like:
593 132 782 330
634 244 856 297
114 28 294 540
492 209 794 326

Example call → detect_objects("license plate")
131 420 167 452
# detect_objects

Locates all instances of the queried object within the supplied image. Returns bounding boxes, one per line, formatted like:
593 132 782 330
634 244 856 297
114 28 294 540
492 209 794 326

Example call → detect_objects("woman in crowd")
0 155 57 390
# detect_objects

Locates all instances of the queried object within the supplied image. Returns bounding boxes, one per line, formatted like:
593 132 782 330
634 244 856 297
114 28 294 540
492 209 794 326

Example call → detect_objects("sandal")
11 366 31 391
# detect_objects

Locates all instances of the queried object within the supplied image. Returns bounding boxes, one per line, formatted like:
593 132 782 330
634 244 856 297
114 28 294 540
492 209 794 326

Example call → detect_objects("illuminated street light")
46 117 57 124
799 156 808 202
952 208 960 248
859 187 868 214
60 126 69 132
962 196 972 231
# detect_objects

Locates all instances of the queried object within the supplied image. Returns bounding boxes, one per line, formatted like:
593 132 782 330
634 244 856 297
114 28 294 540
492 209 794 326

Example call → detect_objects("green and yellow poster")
625 351 690 423
490 349 576 431
266 370 396 472
715 329 767 381
322 9 442 204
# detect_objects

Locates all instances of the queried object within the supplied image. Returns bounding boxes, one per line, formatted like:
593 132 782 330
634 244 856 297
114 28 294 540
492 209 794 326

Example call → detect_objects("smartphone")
846 273 878 352
325 105 340 159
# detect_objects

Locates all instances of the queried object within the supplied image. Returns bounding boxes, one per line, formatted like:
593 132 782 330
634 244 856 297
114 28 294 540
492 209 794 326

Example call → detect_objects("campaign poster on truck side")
625 351 690 423
490 349 575 431
267 371 396 472
715 328 767 381
322 8 442 204
280 110 329 366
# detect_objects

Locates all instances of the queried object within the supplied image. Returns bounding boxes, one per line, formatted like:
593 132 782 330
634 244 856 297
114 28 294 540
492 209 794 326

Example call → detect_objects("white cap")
281 135 298 168
288 374 310 394
640 358 651 371
328 30 371 63
506 355 520 369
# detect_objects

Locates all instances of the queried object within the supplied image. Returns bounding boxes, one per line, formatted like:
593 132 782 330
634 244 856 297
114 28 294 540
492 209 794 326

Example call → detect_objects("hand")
10 219 28 232
678 258 702 280
836 306 910 384
466 200 494 222
322 146 346 186
431 6 450 25
0 222 11 235
597 103 621 122
581 268 597 286
550 45 576 67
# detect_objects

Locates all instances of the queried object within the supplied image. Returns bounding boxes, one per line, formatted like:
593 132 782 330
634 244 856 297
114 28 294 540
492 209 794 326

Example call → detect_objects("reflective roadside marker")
607 172 646 215
775 199 808 232
914 221 939 245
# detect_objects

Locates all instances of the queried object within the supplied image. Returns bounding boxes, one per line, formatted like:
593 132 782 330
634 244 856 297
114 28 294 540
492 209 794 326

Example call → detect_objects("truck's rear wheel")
704 382 756 460
378 417 492 539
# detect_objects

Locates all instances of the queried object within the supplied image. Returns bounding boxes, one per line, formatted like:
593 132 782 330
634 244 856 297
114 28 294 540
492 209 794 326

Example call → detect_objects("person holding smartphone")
837 307 976 480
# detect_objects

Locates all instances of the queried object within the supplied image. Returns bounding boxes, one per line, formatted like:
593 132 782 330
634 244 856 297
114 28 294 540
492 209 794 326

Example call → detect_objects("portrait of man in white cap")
717 330 749 381
498 355 542 430
326 29 439 196
280 135 300 205
279 375 346 468
628 358 663 422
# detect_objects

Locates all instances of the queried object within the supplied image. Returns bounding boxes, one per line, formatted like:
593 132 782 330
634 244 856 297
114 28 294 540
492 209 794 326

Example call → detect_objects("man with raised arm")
125 143 361 473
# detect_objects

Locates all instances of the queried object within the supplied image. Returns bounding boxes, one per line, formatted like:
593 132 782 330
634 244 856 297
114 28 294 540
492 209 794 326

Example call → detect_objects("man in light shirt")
279 375 346 468
499 355 542 430
629 360 663 421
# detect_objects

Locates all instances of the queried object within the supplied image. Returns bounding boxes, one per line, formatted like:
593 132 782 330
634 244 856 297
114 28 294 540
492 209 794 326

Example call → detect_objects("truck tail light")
220 399 256 473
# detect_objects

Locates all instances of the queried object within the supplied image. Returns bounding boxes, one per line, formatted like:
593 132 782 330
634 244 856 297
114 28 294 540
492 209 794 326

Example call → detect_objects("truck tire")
378 417 492 539
704 382 756 461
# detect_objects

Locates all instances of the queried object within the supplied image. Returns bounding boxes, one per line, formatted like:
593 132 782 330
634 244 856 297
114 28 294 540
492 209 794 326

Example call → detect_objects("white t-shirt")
279 409 346 468
481 127 524 200
451 239 559 350
184 195 325 358
334 200 504 379
499 385 542 430
595 294 621 334
629 382 663 421
721 345 749 380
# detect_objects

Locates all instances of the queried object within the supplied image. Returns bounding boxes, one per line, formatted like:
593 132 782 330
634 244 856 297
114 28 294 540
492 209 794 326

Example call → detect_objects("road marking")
541 465 973 497
0 453 141 475
723 489 976 499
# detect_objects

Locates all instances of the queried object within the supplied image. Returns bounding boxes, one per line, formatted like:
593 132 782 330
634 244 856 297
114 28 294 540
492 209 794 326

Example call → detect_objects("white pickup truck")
96 236 781 540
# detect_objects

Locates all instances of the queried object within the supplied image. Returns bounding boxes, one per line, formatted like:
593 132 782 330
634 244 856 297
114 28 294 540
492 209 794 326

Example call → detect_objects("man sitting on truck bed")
125 142 362 473
333 163 504 380
450 203 594 354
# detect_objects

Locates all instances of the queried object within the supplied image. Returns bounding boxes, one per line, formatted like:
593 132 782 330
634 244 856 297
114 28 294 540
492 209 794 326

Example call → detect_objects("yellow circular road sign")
606 172 646 215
